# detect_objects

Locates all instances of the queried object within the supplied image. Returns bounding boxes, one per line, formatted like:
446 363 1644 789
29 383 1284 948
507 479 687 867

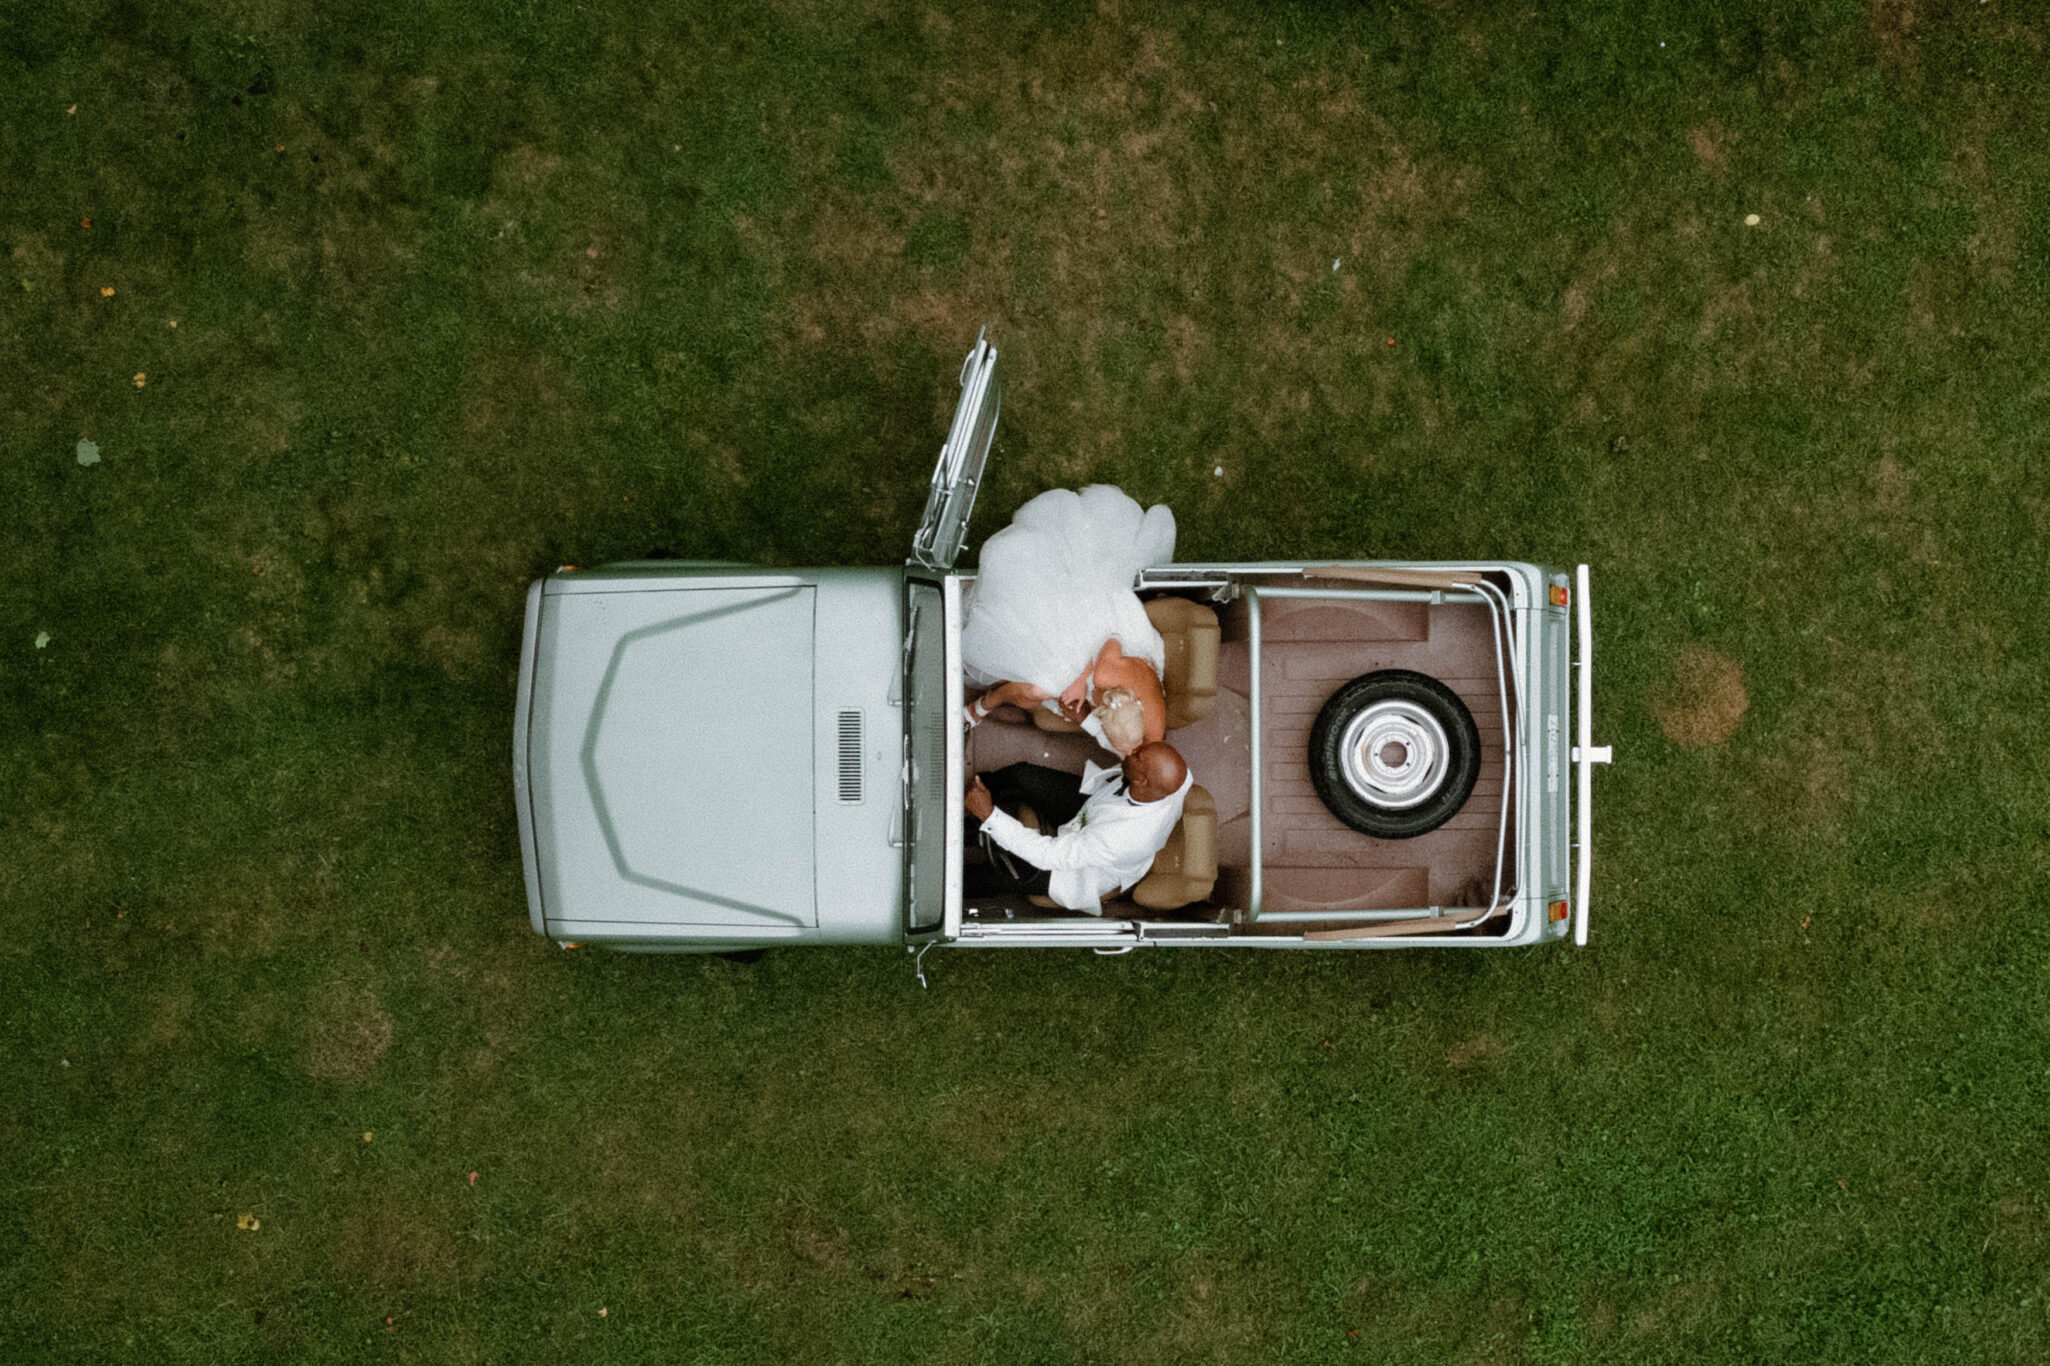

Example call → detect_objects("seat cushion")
1144 597 1220 730
1015 790 1217 912
1130 783 1217 910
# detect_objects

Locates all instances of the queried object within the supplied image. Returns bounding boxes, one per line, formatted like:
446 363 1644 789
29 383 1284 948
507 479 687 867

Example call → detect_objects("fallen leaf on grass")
76 439 100 465
237 1213 261 1231
363 1131 374 1143
467 1170 477 1186
132 372 146 389
99 286 114 297
36 632 50 649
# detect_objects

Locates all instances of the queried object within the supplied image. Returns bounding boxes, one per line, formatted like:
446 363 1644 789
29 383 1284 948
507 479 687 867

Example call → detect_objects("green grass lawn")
5 0 2049 1360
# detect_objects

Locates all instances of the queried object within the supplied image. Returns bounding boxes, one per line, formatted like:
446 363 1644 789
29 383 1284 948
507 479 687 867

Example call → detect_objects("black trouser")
963 762 1089 899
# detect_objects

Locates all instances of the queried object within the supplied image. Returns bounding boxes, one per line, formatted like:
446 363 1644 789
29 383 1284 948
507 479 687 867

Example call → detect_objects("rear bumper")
512 579 547 936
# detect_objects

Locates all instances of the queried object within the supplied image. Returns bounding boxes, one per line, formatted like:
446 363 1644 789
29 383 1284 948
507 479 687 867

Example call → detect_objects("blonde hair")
1096 686 1145 755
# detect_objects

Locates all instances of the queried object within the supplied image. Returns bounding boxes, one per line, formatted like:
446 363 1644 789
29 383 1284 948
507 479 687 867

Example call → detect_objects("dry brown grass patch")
234 90 434 306
134 987 196 1055
478 147 640 316
500 144 562 187
1628 1277 1718 1337
1447 1032 1506 1070
1348 1277 1526 1361
1868 0 1922 85
1757 738 1852 832
1985 1193 2046 1258
197 877 286 960
1561 285 1590 331
1947 115 2023 285
1555 243 1631 368
1694 271 1769 366
1871 451 1912 517
788 1222 852 1272
461 352 574 438
303 979 395 1082
1139 1263 1270 1361
1688 123 1727 169
569 1116 702 1218
12 234 68 291
336 1195 464 1290
1652 644 1748 747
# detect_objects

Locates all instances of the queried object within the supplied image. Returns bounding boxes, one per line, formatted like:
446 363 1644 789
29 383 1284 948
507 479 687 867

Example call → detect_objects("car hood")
527 581 817 930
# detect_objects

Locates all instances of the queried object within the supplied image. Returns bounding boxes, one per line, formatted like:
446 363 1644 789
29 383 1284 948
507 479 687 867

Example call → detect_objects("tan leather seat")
1016 785 1217 913
1030 596 1220 735
1130 783 1216 910
1144 596 1219 731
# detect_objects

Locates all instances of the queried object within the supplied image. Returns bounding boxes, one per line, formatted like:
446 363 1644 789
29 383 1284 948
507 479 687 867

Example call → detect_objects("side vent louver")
837 710 864 804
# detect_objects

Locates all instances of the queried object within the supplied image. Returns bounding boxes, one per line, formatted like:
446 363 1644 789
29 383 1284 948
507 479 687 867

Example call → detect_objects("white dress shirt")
978 762 1193 914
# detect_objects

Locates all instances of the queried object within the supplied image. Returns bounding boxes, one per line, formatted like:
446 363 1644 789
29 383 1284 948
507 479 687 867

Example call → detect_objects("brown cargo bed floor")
961 579 1514 932
1168 582 1513 922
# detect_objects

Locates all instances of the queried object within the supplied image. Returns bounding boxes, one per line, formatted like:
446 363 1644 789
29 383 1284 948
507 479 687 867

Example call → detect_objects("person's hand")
964 775 995 823
1059 674 1090 721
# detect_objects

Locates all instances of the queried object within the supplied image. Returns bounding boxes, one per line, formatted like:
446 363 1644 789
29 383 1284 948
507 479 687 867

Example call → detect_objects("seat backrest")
1130 783 1217 911
1144 597 1220 730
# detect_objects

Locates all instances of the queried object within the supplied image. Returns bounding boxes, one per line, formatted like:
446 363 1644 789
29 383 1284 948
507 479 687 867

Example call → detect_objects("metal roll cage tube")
1245 580 1520 930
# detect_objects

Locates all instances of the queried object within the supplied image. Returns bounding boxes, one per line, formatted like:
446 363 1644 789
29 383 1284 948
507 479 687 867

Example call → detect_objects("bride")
960 485 1176 756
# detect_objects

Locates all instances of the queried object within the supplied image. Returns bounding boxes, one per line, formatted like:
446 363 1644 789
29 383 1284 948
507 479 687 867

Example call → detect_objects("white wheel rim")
1337 700 1450 811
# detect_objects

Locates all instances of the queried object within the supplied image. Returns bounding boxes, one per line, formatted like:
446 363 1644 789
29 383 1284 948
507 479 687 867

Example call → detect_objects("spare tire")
1308 670 1482 839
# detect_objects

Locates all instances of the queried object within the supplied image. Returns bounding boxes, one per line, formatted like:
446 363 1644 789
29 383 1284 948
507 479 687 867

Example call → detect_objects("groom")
962 741 1192 915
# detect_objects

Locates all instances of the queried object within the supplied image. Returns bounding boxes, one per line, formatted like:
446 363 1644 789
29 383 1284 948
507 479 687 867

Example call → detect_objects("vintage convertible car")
513 335 1610 971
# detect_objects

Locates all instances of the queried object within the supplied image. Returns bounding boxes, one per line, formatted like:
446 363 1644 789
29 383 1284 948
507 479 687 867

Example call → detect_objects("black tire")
1308 670 1482 840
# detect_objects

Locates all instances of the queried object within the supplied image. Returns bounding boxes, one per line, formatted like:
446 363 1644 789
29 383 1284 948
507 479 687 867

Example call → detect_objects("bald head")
1122 741 1188 803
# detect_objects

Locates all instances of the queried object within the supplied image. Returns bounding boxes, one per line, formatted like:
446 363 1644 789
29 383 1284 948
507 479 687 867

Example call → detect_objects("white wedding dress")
960 485 1177 697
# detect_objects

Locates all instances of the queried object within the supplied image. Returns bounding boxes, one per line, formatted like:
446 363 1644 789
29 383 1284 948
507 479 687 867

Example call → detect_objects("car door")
910 330 1000 573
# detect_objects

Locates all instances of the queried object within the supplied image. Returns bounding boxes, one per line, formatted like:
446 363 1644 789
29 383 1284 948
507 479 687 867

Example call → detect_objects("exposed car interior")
958 568 1524 942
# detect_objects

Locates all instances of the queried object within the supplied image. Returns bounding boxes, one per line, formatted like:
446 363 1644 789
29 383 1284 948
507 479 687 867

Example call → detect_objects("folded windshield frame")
901 573 964 936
